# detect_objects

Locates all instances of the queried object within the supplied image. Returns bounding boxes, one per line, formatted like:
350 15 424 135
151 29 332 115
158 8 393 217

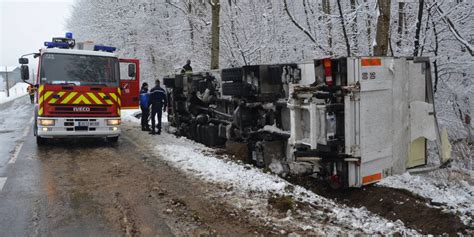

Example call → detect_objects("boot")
149 129 156 135
157 129 161 135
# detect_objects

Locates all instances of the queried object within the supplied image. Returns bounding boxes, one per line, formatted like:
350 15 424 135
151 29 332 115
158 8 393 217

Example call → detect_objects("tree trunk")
431 15 440 93
337 0 351 56
322 0 333 55
373 0 391 56
397 2 405 48
364 0 373 54
413 0 424 56
187 2 194 50
210 0 220 70
350 0 358 55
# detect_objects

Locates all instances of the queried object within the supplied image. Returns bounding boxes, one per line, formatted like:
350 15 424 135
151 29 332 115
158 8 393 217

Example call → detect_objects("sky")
0 0 75 68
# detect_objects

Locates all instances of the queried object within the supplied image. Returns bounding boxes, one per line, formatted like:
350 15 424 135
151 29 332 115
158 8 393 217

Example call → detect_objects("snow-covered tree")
67 0 473 168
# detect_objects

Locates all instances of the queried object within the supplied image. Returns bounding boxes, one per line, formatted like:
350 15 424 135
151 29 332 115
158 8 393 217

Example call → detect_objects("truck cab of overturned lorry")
19 33 140 145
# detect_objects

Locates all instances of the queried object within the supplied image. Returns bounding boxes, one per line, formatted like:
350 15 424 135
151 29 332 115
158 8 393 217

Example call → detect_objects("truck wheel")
221 68 243 82
36 136 46 146
107 136 119 143
222 82 245 96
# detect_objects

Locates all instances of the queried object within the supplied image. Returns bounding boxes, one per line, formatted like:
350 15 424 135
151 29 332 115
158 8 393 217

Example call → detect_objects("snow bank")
121 109 141 123
121 109 168 124
131 123 418 234
0 83 29 104
378 172 474 227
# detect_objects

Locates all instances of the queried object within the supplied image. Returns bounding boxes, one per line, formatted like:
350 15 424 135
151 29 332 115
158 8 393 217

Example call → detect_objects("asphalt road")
0 97 271 237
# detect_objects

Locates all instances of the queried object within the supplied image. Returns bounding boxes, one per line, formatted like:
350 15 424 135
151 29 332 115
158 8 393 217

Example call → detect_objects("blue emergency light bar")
44 41 70 48
94 45 117 53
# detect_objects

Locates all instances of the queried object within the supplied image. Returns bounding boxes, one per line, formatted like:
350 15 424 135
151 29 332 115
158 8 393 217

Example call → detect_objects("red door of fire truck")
119 59 140 109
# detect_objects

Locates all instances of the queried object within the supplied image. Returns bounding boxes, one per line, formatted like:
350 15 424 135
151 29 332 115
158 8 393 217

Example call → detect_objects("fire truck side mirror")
19 58 29 65
128 63 136 78
20 65 29 80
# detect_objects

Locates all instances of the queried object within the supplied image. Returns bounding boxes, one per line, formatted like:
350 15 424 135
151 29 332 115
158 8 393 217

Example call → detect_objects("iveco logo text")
73 107 91 112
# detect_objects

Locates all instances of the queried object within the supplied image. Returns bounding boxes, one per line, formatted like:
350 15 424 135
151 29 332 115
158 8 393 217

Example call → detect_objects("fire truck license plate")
77 121 99 126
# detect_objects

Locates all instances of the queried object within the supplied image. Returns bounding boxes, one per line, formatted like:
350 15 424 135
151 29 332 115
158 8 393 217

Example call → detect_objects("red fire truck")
19 33 140 145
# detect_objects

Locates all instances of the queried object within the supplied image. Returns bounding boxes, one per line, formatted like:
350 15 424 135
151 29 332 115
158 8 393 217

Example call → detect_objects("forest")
68 0 473 167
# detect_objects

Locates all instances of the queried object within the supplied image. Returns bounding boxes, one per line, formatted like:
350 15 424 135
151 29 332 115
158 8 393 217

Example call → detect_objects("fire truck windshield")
40 53 119 87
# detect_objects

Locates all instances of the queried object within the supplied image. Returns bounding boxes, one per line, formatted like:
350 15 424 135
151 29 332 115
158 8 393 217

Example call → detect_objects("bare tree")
373 0 391 56
363 0 373 54
336 0 351 56
396 1 405 49
322 0 333 54
210 0 220 69
282 0 324 52
430 13 440 93
434 1 474 56
413 0 425 56
350 0 358 55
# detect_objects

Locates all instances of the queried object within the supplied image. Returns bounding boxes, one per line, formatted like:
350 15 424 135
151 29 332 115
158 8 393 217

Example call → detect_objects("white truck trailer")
164 57 451 188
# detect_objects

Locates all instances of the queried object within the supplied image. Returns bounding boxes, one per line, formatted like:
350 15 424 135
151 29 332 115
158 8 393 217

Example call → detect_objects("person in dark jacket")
181 59 192 74
139 82 150 131
149 80 167 135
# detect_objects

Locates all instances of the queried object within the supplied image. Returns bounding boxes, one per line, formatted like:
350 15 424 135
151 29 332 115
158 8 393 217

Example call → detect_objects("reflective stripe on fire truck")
98 93 113 105
38 85 53 116
115 88 121 115
38 89 121 115
49 92 65 104
72 95 91 104
61 92 78 104
87 93 103 104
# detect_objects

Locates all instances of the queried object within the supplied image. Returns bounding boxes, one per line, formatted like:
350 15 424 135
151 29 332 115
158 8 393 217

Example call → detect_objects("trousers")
140 106 150 129
150 104 163 132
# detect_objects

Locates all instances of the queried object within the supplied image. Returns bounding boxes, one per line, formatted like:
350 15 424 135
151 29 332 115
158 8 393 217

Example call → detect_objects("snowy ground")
122 110 419 235
378 170 474 227
0 83 29 104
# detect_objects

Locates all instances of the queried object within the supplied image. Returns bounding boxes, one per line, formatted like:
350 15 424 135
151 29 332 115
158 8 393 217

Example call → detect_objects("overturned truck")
164 57 451 188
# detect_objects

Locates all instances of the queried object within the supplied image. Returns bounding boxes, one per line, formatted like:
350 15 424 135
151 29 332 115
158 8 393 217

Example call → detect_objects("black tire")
106 136 119 143
222 82 252 96
36 136 46 145
221 68 243 82
34 110 38 136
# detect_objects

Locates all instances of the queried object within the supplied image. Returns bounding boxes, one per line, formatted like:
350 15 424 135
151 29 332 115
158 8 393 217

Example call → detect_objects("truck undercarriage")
164 57 451 188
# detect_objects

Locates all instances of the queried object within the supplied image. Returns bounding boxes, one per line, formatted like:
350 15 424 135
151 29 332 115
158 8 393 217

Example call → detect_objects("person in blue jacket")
139 82 150 131
149 79 167 135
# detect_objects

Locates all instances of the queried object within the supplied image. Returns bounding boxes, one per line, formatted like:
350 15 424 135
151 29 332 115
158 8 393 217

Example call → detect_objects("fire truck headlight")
107 119 121 126
38 119 55 126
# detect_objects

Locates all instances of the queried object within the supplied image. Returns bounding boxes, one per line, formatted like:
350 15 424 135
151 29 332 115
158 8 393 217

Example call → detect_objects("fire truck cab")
19 33 140 144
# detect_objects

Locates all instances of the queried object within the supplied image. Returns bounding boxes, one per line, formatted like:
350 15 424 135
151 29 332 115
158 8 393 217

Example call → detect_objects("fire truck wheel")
106 136 119 143
36 136 46 146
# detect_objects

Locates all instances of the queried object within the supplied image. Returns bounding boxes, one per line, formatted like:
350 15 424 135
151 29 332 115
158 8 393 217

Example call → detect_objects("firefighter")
181 59 193 74
139 82 150 131
149 79 167 135
27 84 36 104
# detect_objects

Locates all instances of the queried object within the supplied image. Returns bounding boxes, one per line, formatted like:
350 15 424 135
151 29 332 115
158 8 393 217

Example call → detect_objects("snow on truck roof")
42 48 117 58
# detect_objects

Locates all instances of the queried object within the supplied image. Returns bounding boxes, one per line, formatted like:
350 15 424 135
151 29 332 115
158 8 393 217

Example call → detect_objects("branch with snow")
434 1 474 56
282 0 325 52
